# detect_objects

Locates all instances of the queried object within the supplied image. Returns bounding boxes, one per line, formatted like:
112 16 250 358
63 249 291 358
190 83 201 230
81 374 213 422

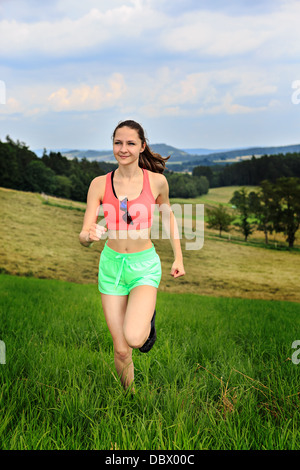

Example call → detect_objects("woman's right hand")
87 223 107 242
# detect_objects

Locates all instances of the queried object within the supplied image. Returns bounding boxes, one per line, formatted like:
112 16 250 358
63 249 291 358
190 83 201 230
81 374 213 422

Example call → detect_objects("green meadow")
1 274 300 450
0 186 300 450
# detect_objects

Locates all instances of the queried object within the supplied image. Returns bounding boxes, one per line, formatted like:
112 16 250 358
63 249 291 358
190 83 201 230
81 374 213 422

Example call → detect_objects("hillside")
189 143 300 165
0 186 299 302
60 143 190 162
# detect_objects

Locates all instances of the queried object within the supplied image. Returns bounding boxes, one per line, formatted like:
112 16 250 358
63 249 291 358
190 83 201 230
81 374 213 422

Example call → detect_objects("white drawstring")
114 255 127 289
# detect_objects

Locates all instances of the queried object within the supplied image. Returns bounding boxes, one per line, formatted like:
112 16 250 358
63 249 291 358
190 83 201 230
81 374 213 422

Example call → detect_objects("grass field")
0 185 300 450
1 274 299 450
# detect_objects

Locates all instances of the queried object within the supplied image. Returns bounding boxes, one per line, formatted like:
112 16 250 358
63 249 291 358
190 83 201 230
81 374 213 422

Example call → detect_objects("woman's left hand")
170 260 185 279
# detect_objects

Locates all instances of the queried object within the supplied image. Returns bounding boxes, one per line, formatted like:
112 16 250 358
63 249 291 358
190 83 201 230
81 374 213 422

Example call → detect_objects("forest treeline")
0 137 113 201
193 152 300 187
194 154 300 248
207 179 300 248
1 136 300 202
0 136 209 201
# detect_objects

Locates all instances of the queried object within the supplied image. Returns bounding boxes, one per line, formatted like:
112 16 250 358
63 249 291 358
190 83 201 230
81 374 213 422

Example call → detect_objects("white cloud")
204 93 268 116
48 73 127 111
0 97 23 115
1 0 299 149
0 2 165 59
161 1 300 59
0 0 140 21
162 11 269 57
1 1 300 66
128 66 278 118
0 13 108 58
1 65 278 119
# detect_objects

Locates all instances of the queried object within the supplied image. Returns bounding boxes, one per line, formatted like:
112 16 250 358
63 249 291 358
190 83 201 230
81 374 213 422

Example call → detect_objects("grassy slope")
0 274 299 450
0 186 299 302
1 187 299 450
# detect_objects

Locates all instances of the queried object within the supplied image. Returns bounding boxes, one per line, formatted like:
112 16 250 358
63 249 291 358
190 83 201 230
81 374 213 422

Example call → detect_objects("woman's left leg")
123 285 157 349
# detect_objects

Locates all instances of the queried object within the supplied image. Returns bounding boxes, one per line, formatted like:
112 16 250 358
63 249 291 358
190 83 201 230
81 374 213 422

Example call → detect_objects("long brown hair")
112 120 170 174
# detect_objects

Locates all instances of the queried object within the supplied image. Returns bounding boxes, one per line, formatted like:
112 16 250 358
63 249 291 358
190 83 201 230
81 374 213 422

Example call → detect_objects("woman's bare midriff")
105 228 153 253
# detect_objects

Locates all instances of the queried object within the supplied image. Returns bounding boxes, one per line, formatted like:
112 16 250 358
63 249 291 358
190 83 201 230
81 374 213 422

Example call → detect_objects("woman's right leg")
100 293 134 390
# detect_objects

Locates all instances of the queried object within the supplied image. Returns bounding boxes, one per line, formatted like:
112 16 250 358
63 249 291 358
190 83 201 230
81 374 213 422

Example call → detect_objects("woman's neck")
116 164 143 180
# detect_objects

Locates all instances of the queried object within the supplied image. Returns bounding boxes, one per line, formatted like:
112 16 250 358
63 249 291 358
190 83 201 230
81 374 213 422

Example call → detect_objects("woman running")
79 120 185 390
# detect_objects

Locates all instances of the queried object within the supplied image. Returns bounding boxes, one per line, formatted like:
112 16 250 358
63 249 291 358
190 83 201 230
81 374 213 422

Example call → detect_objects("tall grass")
1 274 299 450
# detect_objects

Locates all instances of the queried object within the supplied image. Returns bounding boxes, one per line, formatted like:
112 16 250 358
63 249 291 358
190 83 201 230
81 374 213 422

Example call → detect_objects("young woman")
79 120 185 391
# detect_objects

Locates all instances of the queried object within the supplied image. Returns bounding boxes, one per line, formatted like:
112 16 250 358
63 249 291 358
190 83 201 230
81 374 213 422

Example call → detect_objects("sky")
1 0 300 152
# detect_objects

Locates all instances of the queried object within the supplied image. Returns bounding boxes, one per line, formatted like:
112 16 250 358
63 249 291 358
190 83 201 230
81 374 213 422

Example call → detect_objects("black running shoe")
139 309 156 353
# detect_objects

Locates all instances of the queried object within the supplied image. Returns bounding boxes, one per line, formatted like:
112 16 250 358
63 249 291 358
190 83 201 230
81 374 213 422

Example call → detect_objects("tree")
0 136 38 190
69 173 88 202
55 175 72 199
206 204 234 236
24 160 57 194
230 188 255 241
231 178 300 248
41 151 70 176
194 175 209 195
166 173 208 198
249 180 280 244
0 141 22 188
274 177 300 248
193 165 213 185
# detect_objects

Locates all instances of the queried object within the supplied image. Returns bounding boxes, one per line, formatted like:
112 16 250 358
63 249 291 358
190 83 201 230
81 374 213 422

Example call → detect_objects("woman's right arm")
79 176 106 247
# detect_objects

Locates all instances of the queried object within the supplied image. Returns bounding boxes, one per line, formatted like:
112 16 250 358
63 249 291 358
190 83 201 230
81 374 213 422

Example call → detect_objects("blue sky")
1 0 300 151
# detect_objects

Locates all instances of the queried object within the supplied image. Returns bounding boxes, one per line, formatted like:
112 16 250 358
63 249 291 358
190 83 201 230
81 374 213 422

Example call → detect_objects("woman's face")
113 126 145 165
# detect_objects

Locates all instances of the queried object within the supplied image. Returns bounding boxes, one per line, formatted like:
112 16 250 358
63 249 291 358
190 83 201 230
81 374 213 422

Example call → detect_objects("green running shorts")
98 242 162 296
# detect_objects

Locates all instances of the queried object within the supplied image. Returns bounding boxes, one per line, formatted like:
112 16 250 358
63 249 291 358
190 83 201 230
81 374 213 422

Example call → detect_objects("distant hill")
182 147 232 155
167 143 300 170
59 143 190 162
194 144 300 164
61 149 115 161
34 142 300 170
165 143 300 166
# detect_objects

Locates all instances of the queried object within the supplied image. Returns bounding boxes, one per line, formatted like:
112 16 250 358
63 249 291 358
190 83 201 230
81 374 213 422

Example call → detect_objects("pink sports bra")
102 169 156 230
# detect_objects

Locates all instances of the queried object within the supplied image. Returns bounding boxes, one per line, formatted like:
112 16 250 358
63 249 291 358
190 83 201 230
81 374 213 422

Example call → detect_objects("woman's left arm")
156 174 185 279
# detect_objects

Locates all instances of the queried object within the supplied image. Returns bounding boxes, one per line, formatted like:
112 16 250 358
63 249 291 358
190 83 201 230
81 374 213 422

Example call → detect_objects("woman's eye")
114 141 136 146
